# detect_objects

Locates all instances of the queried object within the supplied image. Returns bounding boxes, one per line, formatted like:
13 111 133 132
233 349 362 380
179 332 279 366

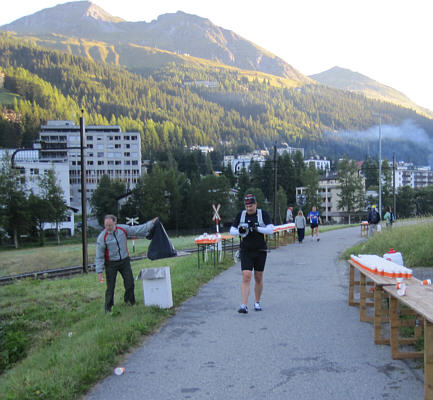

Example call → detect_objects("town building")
38 120 142 211
305 157 331 171
276 145 304 157
296 172 366 223
223 151 267 174
393 162 433 188
0 149 74 234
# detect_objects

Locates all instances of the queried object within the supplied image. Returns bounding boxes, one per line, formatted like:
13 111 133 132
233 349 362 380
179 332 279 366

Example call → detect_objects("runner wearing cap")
230 194 274 313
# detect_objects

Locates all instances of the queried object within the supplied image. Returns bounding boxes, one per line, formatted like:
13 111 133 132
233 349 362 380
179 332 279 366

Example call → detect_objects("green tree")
337 157 365 222
396 186 416 218
0 155 29 248
90 175 127 225
361 158 378 189
381 159 393 210
39 168 69 244
28 192 53 246
300 163 321 214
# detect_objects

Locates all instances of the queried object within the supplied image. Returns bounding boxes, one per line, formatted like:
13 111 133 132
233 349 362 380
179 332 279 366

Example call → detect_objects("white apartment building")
305 157 331 171
393 163 433 188
39 121 142 211
223 151 267 174
0 149 74 234
296 172 366 223
277 145 304 157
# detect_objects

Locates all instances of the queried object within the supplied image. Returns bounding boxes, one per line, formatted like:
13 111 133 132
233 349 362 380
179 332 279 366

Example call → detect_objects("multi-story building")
393 162 433 188
305 157 331 171
0 149 74 234
296 172 366 223
39 120 142 211
223 151 267 174
277 145 304 157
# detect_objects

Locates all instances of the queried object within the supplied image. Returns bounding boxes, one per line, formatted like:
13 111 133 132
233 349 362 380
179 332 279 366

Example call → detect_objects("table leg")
374 285 389 344
425 319 433 400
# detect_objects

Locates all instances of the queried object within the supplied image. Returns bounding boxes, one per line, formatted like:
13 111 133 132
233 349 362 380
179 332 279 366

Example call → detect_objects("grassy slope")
0 253 234 400
0 88 20 106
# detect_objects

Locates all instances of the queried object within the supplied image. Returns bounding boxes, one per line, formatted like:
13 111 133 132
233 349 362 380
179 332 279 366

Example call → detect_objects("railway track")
0 243 240 285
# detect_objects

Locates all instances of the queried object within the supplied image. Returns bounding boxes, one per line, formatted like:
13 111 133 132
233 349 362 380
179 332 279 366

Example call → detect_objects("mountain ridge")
310 66 432 117
0 1 311 84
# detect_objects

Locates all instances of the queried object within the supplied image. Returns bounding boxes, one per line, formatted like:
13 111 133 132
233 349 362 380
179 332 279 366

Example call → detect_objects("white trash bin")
136 267 173 308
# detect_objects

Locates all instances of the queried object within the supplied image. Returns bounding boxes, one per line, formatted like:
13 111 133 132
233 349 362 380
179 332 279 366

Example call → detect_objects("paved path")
86 227 424 400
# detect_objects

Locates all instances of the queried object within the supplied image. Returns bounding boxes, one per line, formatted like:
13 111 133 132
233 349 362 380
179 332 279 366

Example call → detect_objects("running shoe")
254 302 262 311
317 237 320 241
238 305 248 314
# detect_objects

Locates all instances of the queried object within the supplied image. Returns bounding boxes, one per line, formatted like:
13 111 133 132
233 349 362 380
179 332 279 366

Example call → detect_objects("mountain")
310 66 432 117
0 1 311 84
2 32 433 166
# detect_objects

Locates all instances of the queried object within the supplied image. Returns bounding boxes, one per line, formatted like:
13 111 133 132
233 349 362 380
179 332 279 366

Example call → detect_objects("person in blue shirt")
307 206 322 241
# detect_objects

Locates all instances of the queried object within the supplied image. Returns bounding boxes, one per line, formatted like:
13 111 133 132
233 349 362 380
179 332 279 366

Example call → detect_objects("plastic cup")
114 367 125 376
421 279 432 285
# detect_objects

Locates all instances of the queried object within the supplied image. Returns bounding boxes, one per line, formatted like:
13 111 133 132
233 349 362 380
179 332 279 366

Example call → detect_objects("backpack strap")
240 210 247 224
103 227 129 260
257 209 264 227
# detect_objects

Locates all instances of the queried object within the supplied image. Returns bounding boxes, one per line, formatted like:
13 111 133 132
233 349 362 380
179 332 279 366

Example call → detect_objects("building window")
124 152 130 157
87 136 93 141
132 160 138 165
124 135 130 140
131 136 137 140
115 144 121 149
98 161 104 165
97 152 104 157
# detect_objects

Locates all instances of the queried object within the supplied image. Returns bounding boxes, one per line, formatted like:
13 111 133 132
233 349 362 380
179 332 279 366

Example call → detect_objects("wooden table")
383 283 433 399
348 259 396 344
269 223 296 247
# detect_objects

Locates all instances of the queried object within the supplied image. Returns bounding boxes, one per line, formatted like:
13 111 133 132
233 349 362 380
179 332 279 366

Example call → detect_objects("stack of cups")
396 277 407 296
421 279 432 286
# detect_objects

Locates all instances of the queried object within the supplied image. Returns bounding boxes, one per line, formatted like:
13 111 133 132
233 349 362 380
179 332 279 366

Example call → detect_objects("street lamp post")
378 114 382 219
79 111 88 273
11 111 88 273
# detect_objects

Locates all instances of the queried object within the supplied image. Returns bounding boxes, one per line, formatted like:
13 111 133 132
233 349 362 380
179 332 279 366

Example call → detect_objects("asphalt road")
85 227 424 400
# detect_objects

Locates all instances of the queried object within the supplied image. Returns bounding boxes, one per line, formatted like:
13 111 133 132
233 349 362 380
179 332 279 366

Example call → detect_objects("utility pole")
80 110 88 273
393 152 396 216
378 114 382 219
273 143 278 224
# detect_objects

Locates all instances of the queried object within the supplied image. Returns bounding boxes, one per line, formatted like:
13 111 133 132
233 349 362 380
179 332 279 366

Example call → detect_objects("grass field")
0 235 200 277
0 88 20 105
0 252 234 400
342 218 433 267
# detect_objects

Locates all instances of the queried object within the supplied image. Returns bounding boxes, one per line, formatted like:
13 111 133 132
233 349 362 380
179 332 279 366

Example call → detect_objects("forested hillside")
1 33 432 163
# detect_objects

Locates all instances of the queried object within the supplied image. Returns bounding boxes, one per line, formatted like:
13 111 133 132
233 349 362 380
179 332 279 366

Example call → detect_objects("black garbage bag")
147 220 177 260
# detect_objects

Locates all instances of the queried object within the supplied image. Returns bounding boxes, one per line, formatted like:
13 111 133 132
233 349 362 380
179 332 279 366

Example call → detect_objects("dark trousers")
105 257 135 311
297 228 305 242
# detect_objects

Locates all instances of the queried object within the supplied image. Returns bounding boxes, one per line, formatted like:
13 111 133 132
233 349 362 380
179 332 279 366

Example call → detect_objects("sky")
1 0 433 111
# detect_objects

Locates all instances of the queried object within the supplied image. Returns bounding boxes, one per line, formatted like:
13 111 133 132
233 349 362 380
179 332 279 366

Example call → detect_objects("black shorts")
310 223 318 229
240 249 267 271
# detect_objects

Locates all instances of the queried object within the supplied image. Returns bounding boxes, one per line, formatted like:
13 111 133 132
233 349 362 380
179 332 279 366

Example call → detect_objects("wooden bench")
347 259 396 344
383 283 433 399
